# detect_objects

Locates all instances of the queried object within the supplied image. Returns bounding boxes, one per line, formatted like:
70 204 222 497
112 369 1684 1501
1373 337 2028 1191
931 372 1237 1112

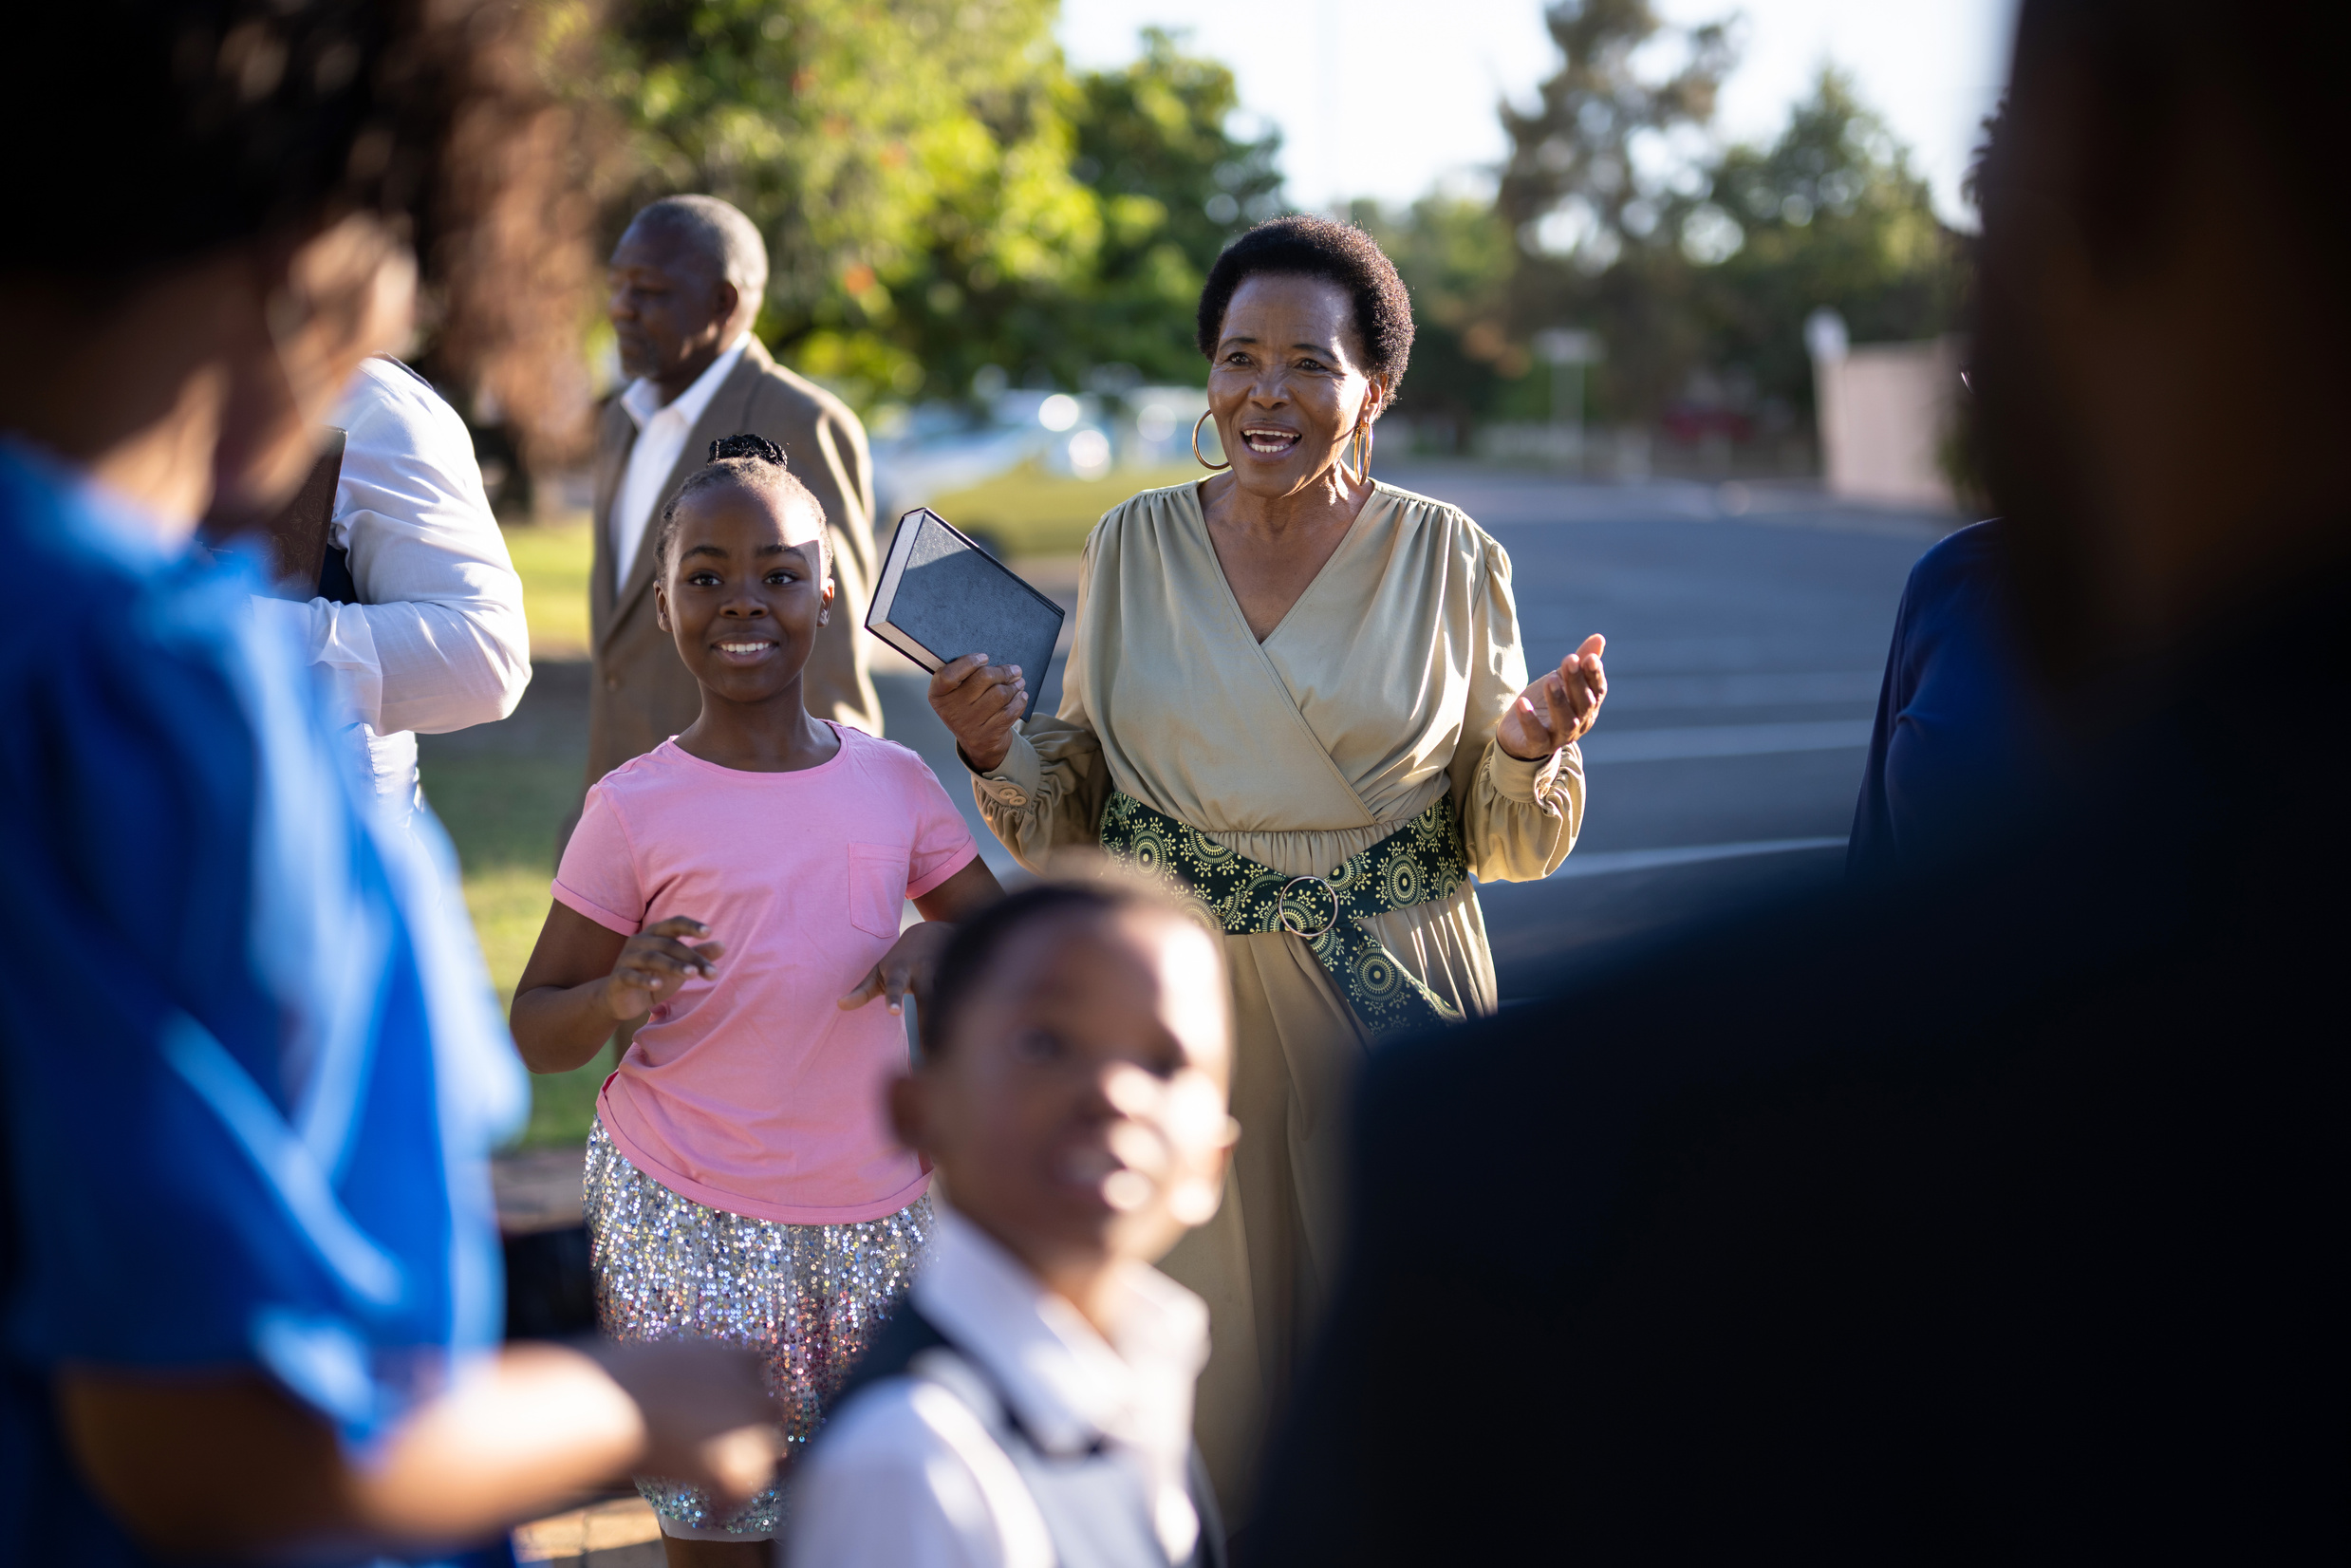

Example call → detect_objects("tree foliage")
592 5 1278 407
1496 0 1733 263
403 0 612 478
555 0 1955 456
1492 0 1736 420
1374 6 1965 439
1688 71 1965 414
1070 28 1283 383
1350 195 1523 435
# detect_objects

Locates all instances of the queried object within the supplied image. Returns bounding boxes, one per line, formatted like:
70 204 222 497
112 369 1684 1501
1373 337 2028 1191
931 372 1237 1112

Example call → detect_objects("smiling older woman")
928 215 1608 1517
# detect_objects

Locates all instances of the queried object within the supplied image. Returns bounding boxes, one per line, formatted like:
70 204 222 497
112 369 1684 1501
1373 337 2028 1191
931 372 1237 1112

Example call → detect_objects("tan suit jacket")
586 338 884 789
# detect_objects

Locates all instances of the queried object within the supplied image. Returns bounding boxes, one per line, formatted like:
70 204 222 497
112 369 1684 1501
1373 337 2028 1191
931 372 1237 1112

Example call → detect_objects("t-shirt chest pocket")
846 843 909 939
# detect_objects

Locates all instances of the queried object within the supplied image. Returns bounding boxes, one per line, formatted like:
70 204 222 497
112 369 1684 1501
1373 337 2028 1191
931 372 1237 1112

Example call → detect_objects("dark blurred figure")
1846 518 2061 878
1255 1 2349 1560
0 4 777 1564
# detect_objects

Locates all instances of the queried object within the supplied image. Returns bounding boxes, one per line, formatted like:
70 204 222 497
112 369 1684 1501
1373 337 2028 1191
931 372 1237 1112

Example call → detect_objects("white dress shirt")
252 358 532 815
787 1206 1211 1568
611 331 751 588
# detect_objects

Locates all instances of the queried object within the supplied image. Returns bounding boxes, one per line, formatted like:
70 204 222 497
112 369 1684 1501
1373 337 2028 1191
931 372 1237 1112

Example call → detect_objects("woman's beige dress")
969 478 1585 1517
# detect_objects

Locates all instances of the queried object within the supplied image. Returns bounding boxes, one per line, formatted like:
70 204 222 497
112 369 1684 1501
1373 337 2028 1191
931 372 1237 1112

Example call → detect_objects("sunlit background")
434 0 2017 1169
465 9 2021 1552
1061 0 2010 225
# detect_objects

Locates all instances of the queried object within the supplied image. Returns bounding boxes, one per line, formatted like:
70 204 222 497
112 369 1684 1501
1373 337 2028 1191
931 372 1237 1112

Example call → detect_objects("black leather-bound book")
865 507 1066 721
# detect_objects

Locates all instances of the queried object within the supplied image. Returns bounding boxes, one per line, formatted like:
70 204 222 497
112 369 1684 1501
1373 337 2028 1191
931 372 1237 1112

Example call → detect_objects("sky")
1056 0 2016 228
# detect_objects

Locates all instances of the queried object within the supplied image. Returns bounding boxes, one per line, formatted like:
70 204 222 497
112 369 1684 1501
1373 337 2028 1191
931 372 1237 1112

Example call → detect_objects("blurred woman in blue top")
1848 519 2065 880
0 3 777 1562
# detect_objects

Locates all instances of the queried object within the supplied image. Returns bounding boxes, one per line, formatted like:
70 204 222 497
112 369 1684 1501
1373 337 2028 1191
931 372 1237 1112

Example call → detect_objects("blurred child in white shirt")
788 881 1239 1568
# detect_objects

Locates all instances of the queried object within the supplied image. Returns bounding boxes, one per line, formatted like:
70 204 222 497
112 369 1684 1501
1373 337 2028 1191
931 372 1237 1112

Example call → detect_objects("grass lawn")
501 512 593 660
425 749 612 1148
427 513 607 1148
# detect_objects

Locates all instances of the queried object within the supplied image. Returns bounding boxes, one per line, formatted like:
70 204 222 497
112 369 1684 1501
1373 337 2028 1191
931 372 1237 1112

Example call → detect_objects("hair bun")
708 433 787 467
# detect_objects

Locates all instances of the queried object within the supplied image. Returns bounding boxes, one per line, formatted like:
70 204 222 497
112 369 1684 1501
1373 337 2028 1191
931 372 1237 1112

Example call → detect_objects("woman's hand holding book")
929 651 1027 775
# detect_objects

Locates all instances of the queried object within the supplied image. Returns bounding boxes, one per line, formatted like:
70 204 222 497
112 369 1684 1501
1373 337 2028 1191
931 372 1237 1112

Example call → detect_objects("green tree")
1068 28 1282 383
1496 0 1733 255
1493 0 1734 422
593 7 1281 406
1686 69 1966 416
1384 42 1964 441
1351 194 1523 445
598 0 1102 406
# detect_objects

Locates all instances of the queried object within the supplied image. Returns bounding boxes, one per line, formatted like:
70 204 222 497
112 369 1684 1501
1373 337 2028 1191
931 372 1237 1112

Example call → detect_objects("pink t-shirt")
554 727 978 1224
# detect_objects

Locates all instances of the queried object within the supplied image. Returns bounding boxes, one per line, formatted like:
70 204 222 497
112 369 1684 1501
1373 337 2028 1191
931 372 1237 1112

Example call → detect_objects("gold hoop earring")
1192 410 1230 471
1340 421 1373 483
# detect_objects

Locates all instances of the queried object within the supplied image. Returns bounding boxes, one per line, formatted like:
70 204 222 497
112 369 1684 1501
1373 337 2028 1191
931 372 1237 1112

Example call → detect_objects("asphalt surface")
873 467 1957 1003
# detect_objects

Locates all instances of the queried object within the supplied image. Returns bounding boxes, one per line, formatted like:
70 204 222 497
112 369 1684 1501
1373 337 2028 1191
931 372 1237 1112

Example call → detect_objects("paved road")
875 468 1955 1002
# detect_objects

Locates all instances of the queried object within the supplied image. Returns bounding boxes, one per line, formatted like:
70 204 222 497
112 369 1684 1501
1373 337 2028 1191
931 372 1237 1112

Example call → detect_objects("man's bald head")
608 196 769 399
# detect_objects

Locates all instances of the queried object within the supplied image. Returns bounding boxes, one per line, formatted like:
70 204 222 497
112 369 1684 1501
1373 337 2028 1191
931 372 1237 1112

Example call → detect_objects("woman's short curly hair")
1195 216 1414 413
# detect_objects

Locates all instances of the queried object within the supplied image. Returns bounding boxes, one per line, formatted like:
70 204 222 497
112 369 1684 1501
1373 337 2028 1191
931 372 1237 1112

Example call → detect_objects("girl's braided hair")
651 433 828 577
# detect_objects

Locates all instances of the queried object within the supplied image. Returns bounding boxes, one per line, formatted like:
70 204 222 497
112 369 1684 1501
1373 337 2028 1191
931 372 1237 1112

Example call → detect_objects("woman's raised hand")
604 916 724 1021
1497 633 1608 760
929 652 1027 774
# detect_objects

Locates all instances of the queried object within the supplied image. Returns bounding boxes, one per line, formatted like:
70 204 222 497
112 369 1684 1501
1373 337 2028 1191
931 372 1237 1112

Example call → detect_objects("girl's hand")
1498 633 1608 760
840 922 955 1017
929 652 1026 775
605 917 725 1021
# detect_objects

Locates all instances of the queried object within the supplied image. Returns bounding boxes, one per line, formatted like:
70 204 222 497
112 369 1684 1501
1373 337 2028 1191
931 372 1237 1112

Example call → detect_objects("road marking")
1582 719 1875 763
1552 836 1848 879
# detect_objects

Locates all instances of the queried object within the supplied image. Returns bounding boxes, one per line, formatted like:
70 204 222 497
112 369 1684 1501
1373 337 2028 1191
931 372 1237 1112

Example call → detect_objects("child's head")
892 881 1235 1276
651 434 832 705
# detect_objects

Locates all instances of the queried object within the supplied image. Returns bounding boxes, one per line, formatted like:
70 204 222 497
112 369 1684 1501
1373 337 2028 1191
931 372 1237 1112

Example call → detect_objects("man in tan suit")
588 195 883 790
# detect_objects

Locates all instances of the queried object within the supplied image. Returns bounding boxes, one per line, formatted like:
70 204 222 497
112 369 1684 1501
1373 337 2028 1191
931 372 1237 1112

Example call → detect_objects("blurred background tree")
592 4 1277 407
1685 70 1967 419
1494 0 1734 425
402 0 609 508
1359 11 1964 453
1068 27 1282 383
1350 195 1521 448
598 0 1097 407
453 0 1968 480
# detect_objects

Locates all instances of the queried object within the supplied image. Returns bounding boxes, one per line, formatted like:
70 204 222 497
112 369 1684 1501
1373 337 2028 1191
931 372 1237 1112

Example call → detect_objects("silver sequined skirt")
583 1119 932 1538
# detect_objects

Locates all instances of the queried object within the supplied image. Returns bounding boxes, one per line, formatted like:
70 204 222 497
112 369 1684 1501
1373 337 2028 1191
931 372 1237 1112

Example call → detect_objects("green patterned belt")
1097 789 1470 1038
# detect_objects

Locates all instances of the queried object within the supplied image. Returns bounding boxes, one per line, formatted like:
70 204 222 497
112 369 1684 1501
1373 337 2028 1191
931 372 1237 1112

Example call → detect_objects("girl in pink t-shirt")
511 435 1002 1560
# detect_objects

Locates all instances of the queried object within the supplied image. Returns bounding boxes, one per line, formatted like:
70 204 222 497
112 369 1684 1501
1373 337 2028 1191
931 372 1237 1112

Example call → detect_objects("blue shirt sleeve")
0 464 523 1450
1846 520 2055 880
1847 560 1920 882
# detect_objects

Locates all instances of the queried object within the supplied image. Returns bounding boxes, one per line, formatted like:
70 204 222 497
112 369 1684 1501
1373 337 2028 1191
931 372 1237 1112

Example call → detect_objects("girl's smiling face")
653 480 833 707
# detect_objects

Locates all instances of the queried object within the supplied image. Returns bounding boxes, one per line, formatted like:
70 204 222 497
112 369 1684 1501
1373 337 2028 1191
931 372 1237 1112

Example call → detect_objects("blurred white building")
1807 309 1963 510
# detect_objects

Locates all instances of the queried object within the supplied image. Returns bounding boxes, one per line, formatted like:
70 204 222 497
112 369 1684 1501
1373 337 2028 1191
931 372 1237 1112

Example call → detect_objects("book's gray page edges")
863 511 935 667
893 515 1063 720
